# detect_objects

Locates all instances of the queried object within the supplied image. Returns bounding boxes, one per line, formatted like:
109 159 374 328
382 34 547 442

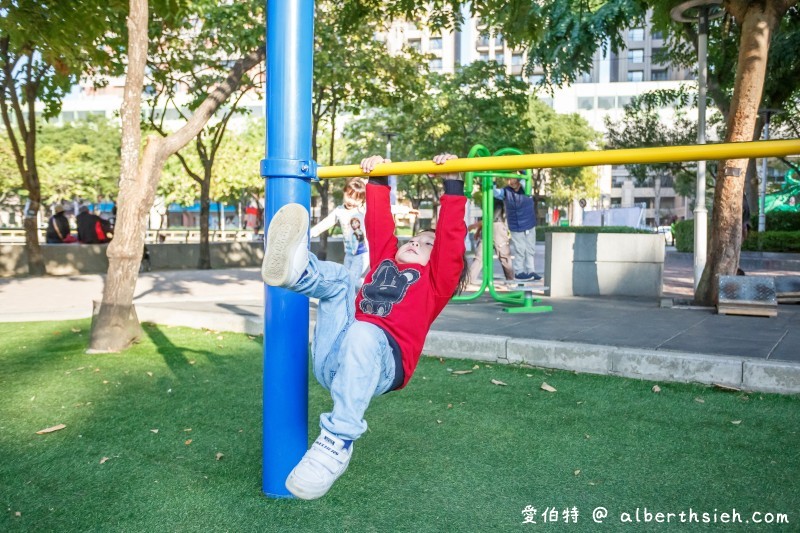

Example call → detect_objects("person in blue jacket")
494 173 540 281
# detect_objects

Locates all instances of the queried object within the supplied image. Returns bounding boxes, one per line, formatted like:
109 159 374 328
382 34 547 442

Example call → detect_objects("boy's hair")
417 229 470 295
344 179 366 201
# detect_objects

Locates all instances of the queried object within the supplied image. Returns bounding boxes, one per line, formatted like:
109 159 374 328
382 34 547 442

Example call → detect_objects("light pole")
757 108 781 232
671 0 723 291
382 131 397 204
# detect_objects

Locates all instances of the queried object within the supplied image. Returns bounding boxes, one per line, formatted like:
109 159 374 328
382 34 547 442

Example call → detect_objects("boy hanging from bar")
261 153 468 500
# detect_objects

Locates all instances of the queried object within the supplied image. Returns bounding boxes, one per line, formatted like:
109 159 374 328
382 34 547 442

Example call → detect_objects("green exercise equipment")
453 144 552 314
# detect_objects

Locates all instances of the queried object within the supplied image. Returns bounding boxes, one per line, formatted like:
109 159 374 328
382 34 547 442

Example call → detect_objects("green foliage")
672 219 695 253
605 89 700 199
536 224 651 241
345 61 534 206
742 231 800 252
36 117 121 203
760 211 800 232
528 98 600 206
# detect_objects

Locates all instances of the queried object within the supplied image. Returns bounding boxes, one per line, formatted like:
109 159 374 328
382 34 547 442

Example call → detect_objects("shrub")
536 225 651 241
751 212 800 232
673 219 695 253
742 231 800 252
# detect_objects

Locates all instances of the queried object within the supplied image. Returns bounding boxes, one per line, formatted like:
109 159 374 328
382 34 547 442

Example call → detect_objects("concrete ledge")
610 348 743 387
506 338 614 374
743 360 800 394
423 331 508 363
136 305 263 336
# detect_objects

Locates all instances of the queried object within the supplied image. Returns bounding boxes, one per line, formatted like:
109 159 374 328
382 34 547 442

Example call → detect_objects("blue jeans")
291 253 396 441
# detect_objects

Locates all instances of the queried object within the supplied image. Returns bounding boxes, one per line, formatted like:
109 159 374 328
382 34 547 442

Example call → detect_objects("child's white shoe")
261 203 309 287
285 429 352 500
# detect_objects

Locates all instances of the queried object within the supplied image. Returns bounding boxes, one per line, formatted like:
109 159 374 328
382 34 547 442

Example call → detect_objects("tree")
693 0 798 304
527 98 600 215
143 0 264 268
89 0 266 352
0 0 125 274
605 90 698 225
311 2 426 257
37 117 121 205
345 61 534 223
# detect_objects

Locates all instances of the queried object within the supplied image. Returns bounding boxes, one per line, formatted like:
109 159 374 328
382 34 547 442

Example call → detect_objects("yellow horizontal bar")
316 139 800 179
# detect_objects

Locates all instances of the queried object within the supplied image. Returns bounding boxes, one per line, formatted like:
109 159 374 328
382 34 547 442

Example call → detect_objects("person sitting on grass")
261 153 468 500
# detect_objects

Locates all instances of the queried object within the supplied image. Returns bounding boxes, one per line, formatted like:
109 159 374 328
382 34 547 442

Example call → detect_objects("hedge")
535 225 652 241
673 218 800 253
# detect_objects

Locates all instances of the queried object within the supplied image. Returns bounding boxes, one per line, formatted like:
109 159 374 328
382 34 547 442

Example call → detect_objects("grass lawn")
1 319 798 532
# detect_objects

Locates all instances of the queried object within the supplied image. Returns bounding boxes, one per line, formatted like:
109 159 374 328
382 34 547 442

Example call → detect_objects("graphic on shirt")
349 217 367 255
359 259 421 317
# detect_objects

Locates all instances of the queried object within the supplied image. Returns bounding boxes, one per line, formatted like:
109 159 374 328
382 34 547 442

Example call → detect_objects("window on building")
628 28 645 41
651 47 667 63
429 58 443 70
651 69 669 81
429 37 443 50
530 74 544 85
476 35 490 47
617 95 633 107
652 30 664 40
628 49 644 63
577 71 593 83
494 53 504 65
511 53 524 66
627 70 644 82
577 97 594 110
407 38 421 51
495 33 504 46
539 97 554 108
479 52 490 62
598 96 615 110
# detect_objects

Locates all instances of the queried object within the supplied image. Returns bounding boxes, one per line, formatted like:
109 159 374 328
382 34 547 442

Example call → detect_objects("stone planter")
545 232 664 297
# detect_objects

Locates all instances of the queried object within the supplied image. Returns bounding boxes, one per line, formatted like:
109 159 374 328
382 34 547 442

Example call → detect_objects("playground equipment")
262 0 800 501
452 144 551 314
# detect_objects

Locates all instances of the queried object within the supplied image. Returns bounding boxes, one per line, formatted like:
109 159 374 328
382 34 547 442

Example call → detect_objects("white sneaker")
285 429 352 500
261 203 309 287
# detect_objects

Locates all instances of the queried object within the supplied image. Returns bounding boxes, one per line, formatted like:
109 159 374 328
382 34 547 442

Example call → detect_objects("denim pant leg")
319 321 396 441
523 229 537 272
290 253 355 387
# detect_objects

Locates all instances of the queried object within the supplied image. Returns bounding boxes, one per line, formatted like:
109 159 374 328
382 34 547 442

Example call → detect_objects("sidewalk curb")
134 303 800 395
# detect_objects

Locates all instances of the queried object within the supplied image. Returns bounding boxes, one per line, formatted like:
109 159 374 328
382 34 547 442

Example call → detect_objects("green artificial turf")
1 320 798 532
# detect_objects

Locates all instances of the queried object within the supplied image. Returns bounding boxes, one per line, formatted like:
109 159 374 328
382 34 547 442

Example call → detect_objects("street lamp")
757 108 781 232
382 131 398 204
671 0 724 291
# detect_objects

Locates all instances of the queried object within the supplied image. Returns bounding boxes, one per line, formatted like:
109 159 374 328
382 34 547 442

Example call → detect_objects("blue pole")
261 0 315 498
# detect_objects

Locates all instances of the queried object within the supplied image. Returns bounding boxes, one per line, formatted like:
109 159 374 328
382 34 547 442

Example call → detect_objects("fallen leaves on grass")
100 457 109 464
491 379 507 386
541 382 557 393
146 372 153 377
216 452 224 461
574 469 581 476
451 370 473 375
694 397 705 404
652 385 661 393
185 439 193 445
731 420 742 425
36 424 66 434
150 429 159 434
71 327 81 333
713 383 741 392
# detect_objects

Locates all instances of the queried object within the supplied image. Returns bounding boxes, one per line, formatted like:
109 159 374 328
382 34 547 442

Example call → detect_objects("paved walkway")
1 248 798 394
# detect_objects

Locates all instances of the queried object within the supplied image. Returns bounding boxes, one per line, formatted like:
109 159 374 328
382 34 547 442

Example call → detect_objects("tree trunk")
653 175 662 227
695 0 791 305
199 177 211 269
88 0 264 352
23 196 45 276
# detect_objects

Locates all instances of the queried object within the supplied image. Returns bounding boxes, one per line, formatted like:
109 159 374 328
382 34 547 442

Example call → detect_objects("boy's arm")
426 153 466 297
429 181 466 297
362 156 398 264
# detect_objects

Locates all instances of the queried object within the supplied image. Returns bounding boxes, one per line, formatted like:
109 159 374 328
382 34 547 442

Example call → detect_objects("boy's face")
395 232 435 266
507 178 522 190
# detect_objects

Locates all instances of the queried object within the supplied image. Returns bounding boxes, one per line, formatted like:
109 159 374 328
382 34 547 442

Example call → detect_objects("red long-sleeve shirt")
355 181 466 389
